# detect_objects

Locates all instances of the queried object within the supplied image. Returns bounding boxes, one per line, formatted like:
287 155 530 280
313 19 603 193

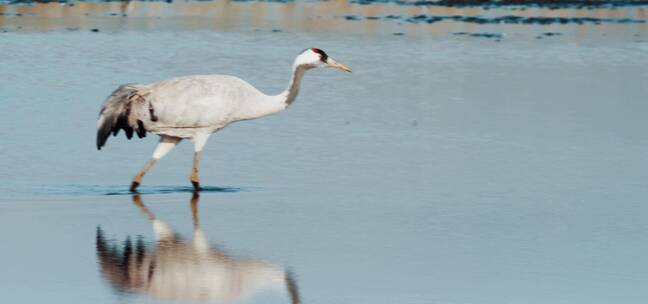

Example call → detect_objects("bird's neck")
281 64 307 107
239 64 307 121
279 64 306 107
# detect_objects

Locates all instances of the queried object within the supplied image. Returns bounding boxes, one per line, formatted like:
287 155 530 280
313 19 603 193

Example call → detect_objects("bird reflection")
96 193 300 303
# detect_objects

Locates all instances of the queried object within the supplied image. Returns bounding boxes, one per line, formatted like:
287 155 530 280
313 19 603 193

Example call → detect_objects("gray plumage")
95 48 351 191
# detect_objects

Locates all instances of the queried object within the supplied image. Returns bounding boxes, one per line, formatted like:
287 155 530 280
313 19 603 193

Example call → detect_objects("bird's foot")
191 180 201 191
130 181 140 193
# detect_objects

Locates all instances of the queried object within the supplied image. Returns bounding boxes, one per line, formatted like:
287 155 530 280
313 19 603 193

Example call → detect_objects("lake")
1 1 648 303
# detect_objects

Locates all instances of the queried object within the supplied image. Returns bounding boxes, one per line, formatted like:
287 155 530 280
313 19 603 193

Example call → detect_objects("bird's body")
143 75 285 135
100 75 284 141
96 48 351 191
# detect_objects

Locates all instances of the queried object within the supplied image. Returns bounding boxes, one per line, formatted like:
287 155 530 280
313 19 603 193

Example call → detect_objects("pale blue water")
1 2 648 304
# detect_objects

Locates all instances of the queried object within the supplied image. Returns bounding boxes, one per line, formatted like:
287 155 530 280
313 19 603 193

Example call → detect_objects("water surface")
1 1 648 303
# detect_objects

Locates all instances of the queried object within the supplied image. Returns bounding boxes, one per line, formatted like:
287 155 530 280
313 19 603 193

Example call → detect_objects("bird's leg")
131 159 156 192
130 136 181 192
191 151 202 190
189 133 210 191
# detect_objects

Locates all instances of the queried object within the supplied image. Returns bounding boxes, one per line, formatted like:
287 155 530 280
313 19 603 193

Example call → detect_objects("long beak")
326 58 352 73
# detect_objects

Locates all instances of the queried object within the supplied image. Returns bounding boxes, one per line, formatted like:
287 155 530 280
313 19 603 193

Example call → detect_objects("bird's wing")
96 83 149 149
140 75 264 130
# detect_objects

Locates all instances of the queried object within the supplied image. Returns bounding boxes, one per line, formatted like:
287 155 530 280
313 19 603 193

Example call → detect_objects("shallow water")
2 1 648 303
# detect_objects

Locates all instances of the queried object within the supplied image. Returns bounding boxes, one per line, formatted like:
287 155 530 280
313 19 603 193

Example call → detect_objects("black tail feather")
136 120 147 138
96 84 147 150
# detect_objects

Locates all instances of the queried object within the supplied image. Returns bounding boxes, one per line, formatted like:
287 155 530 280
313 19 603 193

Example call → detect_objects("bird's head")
294 48 352 73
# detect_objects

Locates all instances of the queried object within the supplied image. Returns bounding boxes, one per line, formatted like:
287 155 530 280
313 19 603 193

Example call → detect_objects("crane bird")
97 48 351 192
96 193 301 303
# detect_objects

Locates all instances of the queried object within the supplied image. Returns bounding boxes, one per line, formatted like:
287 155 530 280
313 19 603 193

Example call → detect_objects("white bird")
97 48 351 192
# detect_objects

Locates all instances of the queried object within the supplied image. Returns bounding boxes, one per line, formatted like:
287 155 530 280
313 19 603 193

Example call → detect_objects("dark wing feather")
96 84 148 150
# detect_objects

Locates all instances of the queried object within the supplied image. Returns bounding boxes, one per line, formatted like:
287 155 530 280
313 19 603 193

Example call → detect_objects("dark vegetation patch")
350 0 648 9
453 31 502 39
536 32 563 39
406 14 646 25
0 12 35 16
344 14 646 25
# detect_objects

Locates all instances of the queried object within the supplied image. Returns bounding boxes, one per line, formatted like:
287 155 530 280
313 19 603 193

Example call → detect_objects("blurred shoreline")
1 0 647 39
